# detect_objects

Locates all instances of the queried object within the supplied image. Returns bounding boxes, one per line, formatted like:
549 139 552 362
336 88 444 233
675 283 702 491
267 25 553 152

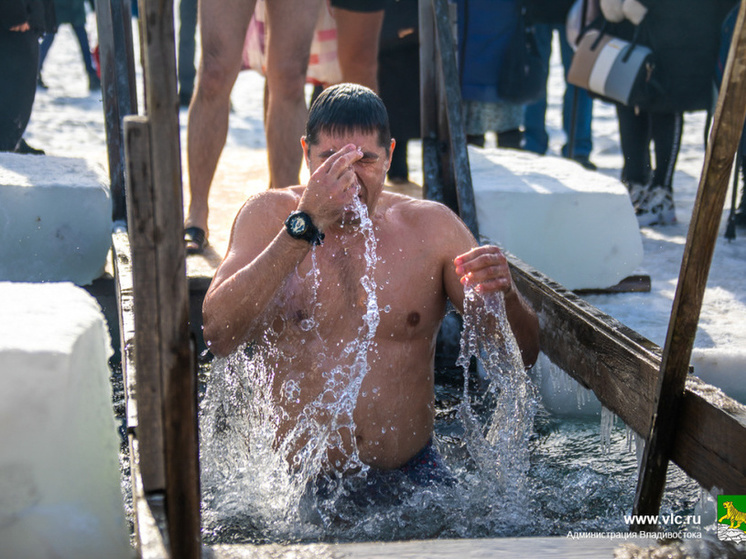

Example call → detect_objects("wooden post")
419 0 479 239
128 0 201 555
124 117 166 492
95 0 137 223
632 1 746 529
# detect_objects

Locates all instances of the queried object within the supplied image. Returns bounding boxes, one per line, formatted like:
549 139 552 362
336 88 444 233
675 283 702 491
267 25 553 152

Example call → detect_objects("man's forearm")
202 229 313 356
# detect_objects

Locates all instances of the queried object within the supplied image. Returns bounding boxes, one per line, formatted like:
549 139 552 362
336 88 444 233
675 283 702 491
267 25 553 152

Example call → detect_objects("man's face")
303 129 394 217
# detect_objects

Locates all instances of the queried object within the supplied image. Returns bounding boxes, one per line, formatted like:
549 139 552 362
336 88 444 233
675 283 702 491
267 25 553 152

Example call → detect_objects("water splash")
455 287 538 500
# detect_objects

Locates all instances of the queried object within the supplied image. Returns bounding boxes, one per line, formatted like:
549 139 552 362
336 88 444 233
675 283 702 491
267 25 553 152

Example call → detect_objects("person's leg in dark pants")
650 111 682 191
559 25 594 168
178 0 198 107
71 23 100 90
37 31 55 87
522 23 552 155
0 30 39 151
616 104 652 187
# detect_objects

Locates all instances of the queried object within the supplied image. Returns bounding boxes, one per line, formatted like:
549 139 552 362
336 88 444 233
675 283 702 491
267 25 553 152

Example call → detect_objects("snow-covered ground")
23 13 746 403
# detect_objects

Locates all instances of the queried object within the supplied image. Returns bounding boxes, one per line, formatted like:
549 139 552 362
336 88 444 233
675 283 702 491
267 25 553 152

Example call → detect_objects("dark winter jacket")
607 0 737 113
455 0 520 104
51 0 87 26
1 0 55 34
525 0 575 25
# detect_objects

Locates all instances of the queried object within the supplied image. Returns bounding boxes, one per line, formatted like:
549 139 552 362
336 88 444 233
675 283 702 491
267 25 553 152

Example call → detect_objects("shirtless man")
202 84 540 472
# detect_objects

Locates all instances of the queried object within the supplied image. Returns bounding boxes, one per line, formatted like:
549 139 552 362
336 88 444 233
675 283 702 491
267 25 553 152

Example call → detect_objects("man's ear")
387 138 396 171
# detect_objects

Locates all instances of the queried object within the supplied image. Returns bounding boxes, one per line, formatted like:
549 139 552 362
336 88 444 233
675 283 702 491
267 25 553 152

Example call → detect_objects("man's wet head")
304 83 392 155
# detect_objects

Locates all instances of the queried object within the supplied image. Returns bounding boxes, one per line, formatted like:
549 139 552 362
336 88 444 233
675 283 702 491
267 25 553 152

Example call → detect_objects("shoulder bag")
567 21 660 109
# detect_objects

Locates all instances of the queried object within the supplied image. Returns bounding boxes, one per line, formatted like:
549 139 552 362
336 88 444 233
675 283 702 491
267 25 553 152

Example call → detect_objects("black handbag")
497 4 547 105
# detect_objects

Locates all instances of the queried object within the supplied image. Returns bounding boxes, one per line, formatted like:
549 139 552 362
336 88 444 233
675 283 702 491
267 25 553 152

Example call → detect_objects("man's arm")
203 143 365 357
436 210 540 368
202 192 311 357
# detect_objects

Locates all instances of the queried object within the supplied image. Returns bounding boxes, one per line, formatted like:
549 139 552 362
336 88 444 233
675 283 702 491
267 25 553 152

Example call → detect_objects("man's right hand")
298 143 363 231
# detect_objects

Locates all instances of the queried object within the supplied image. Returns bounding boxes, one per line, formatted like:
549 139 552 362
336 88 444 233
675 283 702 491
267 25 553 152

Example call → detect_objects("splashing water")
455 287 539 501
199 204 643 543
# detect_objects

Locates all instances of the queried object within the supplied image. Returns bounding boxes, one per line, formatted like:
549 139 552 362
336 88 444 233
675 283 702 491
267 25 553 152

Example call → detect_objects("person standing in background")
454 0 525 151
600 0 736 226
377 0 419 185
37 0 99 91
1 0 55 154
523 0 596 170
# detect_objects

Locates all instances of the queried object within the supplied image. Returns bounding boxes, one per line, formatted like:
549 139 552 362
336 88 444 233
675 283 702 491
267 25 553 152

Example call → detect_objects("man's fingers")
455 250 505 275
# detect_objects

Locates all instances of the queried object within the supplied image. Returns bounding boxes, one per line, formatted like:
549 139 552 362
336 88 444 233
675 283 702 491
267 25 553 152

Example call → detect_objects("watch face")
289 214 308 236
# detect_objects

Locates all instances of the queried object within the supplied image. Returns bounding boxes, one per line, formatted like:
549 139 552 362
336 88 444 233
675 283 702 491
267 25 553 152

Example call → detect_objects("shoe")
623 180 647 209
88 73 101 91
636 185 677 226
572 154 597 171
14 138 45 155
184 226 208 255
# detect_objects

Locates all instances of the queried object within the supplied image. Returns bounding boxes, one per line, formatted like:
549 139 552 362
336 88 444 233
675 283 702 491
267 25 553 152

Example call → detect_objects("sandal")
184 226 208 255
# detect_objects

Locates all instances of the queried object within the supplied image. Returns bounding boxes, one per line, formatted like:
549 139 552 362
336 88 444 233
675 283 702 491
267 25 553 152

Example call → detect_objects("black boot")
14 138 45 155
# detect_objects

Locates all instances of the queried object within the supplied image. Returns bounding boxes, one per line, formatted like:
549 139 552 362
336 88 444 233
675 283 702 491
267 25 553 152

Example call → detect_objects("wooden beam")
95 0 137 222
632 0 746 527
420 0 479 239
134 0 201 553
123 118 166 492
509 256 746 497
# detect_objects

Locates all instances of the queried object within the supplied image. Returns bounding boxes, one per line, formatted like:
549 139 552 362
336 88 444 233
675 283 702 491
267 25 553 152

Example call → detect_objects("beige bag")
567 27 655 107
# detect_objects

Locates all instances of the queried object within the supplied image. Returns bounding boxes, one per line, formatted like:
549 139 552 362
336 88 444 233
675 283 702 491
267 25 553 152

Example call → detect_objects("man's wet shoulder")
384 193 459 224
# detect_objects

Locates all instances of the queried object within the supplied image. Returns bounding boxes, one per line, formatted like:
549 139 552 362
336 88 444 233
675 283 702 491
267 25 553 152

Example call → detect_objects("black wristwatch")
284 211 325 246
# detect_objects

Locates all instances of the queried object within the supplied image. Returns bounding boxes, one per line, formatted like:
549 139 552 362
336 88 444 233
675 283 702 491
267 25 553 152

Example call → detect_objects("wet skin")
202 130 540 471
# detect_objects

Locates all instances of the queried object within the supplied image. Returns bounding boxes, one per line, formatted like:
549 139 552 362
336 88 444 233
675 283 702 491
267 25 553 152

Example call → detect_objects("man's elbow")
202 312 235 358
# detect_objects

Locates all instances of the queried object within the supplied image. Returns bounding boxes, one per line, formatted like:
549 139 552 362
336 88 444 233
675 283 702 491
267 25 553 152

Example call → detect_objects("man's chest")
277 246 447 341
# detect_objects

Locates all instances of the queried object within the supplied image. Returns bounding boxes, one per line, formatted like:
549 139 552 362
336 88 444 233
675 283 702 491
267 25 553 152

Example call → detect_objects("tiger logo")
718 501 746 531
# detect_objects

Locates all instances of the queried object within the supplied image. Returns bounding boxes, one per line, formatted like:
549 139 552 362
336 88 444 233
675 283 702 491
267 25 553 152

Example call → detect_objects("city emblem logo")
717 495 746 543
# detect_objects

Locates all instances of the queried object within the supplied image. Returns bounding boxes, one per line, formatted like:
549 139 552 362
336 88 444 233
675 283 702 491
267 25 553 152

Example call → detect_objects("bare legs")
185 0 255 238
333 8 384 92
264 0 323 188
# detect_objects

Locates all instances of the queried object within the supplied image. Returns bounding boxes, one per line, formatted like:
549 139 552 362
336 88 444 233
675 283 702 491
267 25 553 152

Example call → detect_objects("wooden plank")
632 0 746 527
672 377 746 494
112 230 139 430
123 117 166 492
510 256 660 436
419 0 445 204
129 435 170 559
137 0 201 554
95 0 137 223
574 274 651 295
509 255 746 496
430 0 479 239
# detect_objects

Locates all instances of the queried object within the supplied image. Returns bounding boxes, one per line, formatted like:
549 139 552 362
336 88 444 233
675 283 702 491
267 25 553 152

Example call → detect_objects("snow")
470 145 643 290
0 282 130 558
0 152 111 285
20 16 746 405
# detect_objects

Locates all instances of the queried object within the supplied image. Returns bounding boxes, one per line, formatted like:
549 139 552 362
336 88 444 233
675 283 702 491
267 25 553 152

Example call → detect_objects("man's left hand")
454 245 514 295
